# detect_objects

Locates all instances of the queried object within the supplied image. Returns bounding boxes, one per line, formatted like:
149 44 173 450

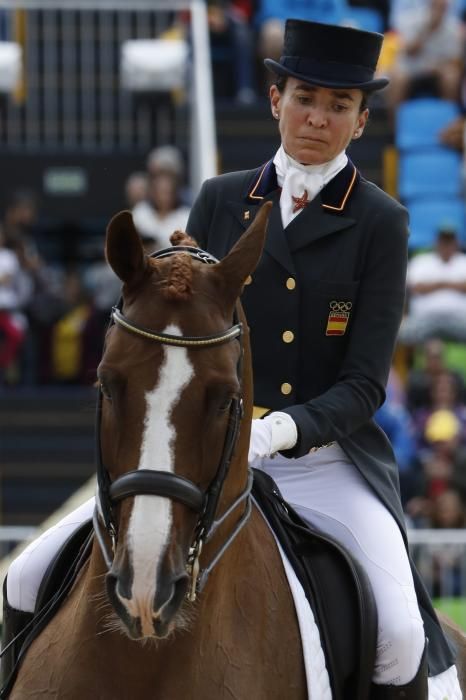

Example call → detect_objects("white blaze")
126 324 194 622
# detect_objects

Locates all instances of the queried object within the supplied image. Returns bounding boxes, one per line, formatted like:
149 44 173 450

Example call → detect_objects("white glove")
248 412 298 465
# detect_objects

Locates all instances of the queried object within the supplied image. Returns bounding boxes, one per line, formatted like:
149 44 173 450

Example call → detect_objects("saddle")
252 468 378 700
4 472 377 700
0 520 94 699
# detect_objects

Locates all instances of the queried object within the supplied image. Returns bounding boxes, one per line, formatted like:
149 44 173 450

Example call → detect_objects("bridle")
93 245 253 601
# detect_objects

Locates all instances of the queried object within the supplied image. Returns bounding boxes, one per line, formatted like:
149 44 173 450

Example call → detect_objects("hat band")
281 56 374 84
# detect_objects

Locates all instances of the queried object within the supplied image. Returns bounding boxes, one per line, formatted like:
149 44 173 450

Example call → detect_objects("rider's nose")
307 108 327 128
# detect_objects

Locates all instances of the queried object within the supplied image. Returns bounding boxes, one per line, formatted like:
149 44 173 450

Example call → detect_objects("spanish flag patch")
325 301 352 336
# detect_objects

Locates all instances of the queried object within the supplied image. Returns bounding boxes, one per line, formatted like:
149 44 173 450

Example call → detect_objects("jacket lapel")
285 161 358 251
225 159 359 270
226 162 296 275
263 191 296 275
285 195 356 251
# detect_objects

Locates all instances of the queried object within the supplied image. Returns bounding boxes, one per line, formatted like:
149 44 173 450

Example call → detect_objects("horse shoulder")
438 611 466 693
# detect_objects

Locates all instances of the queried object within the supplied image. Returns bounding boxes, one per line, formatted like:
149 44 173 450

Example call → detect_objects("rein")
94 245 253 601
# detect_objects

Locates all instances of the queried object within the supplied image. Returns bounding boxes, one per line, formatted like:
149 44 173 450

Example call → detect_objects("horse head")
95 203 271 641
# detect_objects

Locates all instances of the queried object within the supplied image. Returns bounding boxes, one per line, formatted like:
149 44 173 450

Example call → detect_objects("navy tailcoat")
186 158 455 674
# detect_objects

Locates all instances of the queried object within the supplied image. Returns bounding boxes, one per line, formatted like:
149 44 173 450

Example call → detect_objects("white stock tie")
273 146 348 228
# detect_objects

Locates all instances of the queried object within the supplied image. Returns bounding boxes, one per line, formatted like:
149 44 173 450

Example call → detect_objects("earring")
353 130 360 137
274 112 280 120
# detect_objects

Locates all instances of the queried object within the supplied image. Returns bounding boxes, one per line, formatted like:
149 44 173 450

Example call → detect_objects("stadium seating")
398 147 463 200
395 98 461 150
342 6 384 32
407 197 466 250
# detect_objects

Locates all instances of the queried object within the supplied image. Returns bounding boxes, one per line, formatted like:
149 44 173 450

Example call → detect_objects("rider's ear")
105 210 148 286
214 201 271 303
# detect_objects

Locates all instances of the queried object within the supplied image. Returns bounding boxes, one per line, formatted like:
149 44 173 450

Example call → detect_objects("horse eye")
100 381 112 401
218 397 233 413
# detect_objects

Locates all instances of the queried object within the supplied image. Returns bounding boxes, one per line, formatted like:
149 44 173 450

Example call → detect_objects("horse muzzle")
106 569 189 640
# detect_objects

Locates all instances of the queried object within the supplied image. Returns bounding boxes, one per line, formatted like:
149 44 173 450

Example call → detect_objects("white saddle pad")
260 509 463 699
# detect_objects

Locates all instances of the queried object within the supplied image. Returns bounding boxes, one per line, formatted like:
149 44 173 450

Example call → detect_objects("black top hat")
264 19 389 91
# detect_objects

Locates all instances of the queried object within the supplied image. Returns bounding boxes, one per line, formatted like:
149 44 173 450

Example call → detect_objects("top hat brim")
264 58 389 92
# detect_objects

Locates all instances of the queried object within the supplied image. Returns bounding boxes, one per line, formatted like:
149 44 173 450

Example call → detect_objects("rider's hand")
248 412 298 464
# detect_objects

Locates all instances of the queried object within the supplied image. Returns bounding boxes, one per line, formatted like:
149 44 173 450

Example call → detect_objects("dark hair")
437 228 458 240
273 75 369 112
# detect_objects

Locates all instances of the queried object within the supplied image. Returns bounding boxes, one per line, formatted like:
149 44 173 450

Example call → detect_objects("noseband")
93 246 253 601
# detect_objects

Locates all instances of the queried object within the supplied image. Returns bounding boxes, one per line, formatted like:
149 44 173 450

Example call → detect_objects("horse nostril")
106 571 131 603
108 563 133 600
117 578 131 601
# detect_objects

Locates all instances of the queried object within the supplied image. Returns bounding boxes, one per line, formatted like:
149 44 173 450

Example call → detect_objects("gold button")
244 275 253 285
282 330 294 343
286 277 296 290
281 382 292 395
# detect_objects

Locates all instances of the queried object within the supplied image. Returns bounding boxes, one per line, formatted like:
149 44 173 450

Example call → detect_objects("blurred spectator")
416 489 466 597
132 170 191 252
385 365 407 406
413 372 466 449
387 0 463 111
82 252 122 366
405 405 465 525
398 228 466 344
256 0 346 79
45 270 95 385
0 228 26 381
206 1 257 103
124 171 148 209
430 488 466 527
147 145 185 180
2 189 39 250
179 1 256 103
83 256 121 317
406 338 466 411
346 0 390 32
374 368 421 505
9 236 64 385
146 144 191 206
409 371 466 507
439 44 466 151
375 399 420 504
440 112 465 151
421 408 462 497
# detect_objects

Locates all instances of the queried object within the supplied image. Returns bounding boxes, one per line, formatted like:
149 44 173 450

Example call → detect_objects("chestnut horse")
8 203 306 699
7 204 466 700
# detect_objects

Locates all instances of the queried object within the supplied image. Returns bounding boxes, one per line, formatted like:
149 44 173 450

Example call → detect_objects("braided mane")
157 230 199 301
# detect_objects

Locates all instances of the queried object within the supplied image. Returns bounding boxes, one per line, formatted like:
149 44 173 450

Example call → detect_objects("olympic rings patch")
326 300 352 336
329 300 352 312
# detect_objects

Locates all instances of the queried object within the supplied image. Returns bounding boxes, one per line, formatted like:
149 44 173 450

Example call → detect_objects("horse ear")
215 201 272 301
105 210 147 286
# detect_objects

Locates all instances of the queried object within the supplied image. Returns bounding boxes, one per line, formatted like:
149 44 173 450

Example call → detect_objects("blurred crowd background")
1 1 466 599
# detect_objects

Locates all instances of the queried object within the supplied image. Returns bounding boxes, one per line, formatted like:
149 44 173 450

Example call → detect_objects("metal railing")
0 524 465 625
0 526 37 558
0 0 217 196
408 529 466 601
0 525 465 595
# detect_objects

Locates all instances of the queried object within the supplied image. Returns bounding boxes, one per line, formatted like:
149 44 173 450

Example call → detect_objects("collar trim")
246 160 358 211
248 162 269 200
322 164 357 212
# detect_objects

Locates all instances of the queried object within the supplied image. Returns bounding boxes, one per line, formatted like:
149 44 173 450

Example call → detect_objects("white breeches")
4 445 425 686
7 497 95 615
255 443 426 686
